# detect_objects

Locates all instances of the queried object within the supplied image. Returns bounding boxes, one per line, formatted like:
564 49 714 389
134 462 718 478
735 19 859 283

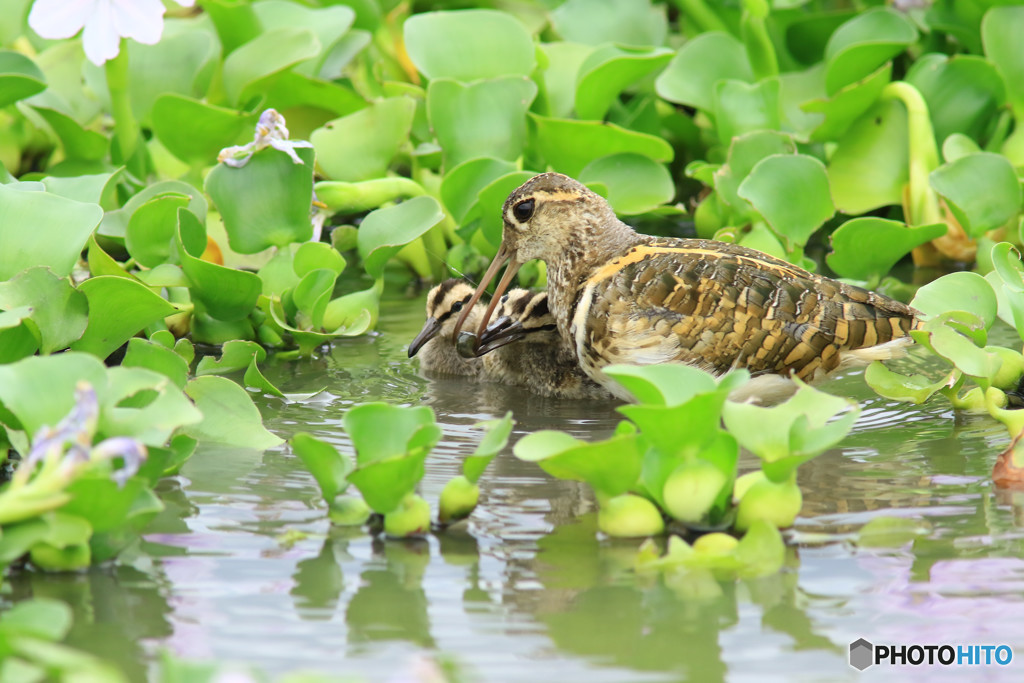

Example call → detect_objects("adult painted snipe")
455 173 922 401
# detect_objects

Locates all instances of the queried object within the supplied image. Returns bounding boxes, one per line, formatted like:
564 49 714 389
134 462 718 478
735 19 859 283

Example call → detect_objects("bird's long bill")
452 244 520 344
408 317 442 358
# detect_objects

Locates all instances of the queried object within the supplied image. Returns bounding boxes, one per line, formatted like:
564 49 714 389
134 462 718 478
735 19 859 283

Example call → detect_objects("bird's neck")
545 216 644 338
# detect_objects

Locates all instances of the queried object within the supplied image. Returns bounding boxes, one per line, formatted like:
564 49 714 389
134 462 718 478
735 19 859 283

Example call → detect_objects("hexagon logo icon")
850 638 874 671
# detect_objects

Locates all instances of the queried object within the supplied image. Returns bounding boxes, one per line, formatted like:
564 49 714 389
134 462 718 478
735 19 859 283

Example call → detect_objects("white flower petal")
28 0 95 39
81 0 121 65
173 0 196 6
109 0 165 45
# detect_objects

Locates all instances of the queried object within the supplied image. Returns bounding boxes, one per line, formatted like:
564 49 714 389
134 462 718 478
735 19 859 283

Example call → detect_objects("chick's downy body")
456 173 922 401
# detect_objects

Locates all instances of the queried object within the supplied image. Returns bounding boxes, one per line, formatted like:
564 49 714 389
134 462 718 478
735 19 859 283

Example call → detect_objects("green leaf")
864 361 951 404
824 8 917 94
177 209 262 322
714 131 796 217
538 42 595 119
906 54 1005 145
603 363 721 406
196 340 267 376
856 516 931 547
183 376 283 448
291 432 353 502
464 412 514 483
100 366 203 445
910 271 998 327
929 152 1021 237
243 356 285 399
221 28 321 105
578 153 674 215
982 6 1024 113
713 78 781 145
0 598 71 641
251 1 355 78
125 193 191 268
428 77 537 168
530 114 674 177
311 97 415 182
404 9 536 81
70 277 178 360
342 402 438 466
0 184 103 280
655 32 752 111
0 50 46 108
737 154 834 246
574 45 672 121
439 157 517 224
803 62 892 143
348 452 429 514
100 179 207 242
465 171 537 247
205 145 315 254
0 352 107 436
152 95 258 167
122 337 190 389
827 97 908 214
357 196 444 279
551 0 667 48
125 30 218 124
827 218 947 282
32 106 108 162
514 430 642 498
0 267 88 353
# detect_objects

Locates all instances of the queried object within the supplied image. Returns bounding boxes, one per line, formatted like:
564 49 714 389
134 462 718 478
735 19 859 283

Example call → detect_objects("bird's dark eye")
513 199 535 222
451 300 464 313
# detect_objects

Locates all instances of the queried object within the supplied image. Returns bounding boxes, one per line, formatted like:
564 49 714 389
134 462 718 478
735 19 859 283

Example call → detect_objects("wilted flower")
28 0 196 66
217 109 314 168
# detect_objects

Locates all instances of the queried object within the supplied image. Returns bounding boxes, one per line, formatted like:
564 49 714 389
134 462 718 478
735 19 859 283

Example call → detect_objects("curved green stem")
881 81 941 226
741 0 777 80
105 43 138 166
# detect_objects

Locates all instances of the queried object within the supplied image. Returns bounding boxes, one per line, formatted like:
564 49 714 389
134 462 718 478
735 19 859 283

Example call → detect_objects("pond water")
7 289 1024 682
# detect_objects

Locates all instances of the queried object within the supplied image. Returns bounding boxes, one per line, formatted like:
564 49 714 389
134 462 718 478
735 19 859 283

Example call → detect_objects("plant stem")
105 43 138 166
882 81 942 226
671 0 729 34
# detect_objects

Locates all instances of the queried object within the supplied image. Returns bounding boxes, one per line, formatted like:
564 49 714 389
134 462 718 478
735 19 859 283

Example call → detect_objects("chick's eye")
451 300 464 313
513 199 535 222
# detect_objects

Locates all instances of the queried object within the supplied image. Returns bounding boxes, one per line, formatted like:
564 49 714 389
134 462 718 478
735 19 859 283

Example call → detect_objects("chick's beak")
475 316 526 355
408 317 442 358
452 244 521 348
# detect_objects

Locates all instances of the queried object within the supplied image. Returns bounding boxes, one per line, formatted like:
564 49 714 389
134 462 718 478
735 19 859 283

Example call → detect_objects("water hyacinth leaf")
440 157 518 224
0 597 71 640
32 106 108 162
464 412 514 484
0 267 88 353
604 363 719 406
916 321 995 380
619 392 727 462
243 357 285 398
294 242 346 278
803 62 891 143
257 245 301 296
778 65 826 139
357 196 445 280
538 42 595 118
347 452 430 514
655 32 752 111
737 154 834 246
41 170 119 206
513 430 584 461
574 45 673 121
514 431 642 498
292 268 336 330
943 133 981 163
713 78 781 145
221 28 321 105
0 308 38 363
291 432 354 502
827 98 908 215
125 30 218 124
100 366 203 444
864 361 953 405
982 6 1024 113
122 338 189 389
714 131 796 215
929 153 1021 238
70 277 177 360
911 271 998 327
183 375 283 448
251 1 355 78
196 340 267 376
311 97 415 182
322 279 381 334
905 54 1005 145
733 520 786 578
0 50 46 107
100 179 208 242
578 153 674 215
827 218 947 282
823 7 917 95
205 145 315 254
342 403 439 467
428 77 537 168
176 210 262 322
63 477 161 536
551 0 666 47
404 9 535 81
125 193 191 268
152 95 258 167
0 352 107 436
0 184 103 280
530 114 673 178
